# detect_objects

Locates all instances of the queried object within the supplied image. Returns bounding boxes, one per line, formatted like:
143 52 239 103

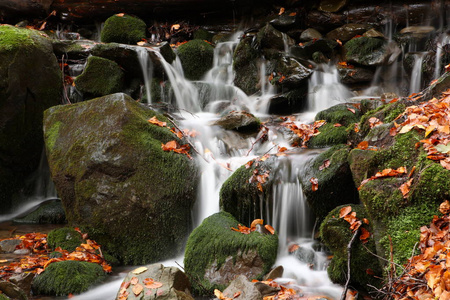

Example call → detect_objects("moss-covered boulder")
307 123 349 148
320 204 382 291
0 25 61 212
116 264 193 300
290 38 339 60
13 199 65 224
256 24 295 52
177 39 214 81
100 14 146 44
326 23 373 43
32 261 106 296
344 37 399 66
44 93 198 264
300 145 359 220
233 36 260 95
184 212 278 295
47 227 83 252
74 56 124 97
220 156 277 223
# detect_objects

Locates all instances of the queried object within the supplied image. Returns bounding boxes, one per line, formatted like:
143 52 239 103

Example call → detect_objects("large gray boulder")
0 25 62 212
43 93 198 265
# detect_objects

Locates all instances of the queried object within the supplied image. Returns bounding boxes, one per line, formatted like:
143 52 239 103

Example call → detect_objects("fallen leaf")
319 159 330 171
279 7 285 15
132 283 143 296
357 141 369 150
130 277 139 285
132 267 148 274
265 225 275 235
440 200 450 215
310 177 318 191
148 116 167 127
288 244 300 253
339 206 352 218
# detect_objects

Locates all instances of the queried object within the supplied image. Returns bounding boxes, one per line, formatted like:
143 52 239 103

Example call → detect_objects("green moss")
315 104 361 126
320 205 382 289
0 25 35 52
220 157 275 223
384 102 406 123
0 293 10 300
32 261 106 296
193 29 214 42
307 123 348 148
379 204 438 267
233 36 260 95
177 40 214 80
301 145 359 220
345 36 384 59
47 227 83 252
13 200 66 224
412 161 450 203
74 56 124 96
100 14 146 44
45 121 61 151
184 212 278 295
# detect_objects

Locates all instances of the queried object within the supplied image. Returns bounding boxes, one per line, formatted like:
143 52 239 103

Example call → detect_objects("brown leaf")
288 244 300 253
265 225 275 235
357 141 369 150
319 159 330 171
399 178 413 198
310 177 318 191
440 200 450 215
347 108 356 114
148 116 167 127
130 277 139 285
359 227 371 242
132 283 143 296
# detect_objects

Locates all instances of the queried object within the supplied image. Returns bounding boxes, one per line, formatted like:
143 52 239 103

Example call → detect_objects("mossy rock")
177 40 214 81
268 88 308 115
193 29 214 42
379 203 439 267
0 281 27 300
13 200 66 224
0 25 62 212
32 261 106 296
307 123 348 148
344 37 387 66
74 56 124 97
320 204 382 290
326 24 373 43
256 24 295 52
47 227 83 252
0 293 9 300
44 93 198 265
100 14 146 44
220 156 277 223
300 145 359 220
233 36 260 95
315 104 361 126
184 212 278 295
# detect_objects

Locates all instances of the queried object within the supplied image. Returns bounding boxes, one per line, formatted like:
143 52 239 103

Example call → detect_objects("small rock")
13 249 30 255
222 275 262 300
9 273 35 296
363 28 385 39
263 266 284 280
212 111 261 133
300 28 323 42
0 240 21 253
0 280 27 300
326 24 373 42
318 0 348 12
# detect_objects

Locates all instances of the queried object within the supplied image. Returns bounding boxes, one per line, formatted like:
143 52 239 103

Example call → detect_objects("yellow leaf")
132 267 148 274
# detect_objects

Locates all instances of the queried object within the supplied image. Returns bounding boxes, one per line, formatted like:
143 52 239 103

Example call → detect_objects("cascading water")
409 52 427 94
136 47 154 104
307 64 354 113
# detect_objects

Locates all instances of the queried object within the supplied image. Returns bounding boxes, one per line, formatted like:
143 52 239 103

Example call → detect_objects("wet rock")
318 0 348 13
270 13 298 31
52 40 94 59
344 37 400 66
0 25 61 213
337 64 374 84
290 38 339 60
9 273 35 297
32 260 106 296
363 28 384 39
300 28 323 42
117 264 193 300
268 88 308 115
233 36 260 95
193 28 214 42
177 39 214 80
326 23 373 42
397 26 436 51
212 111 261 133
263 265 283 280
270 57 313 90
0 280 27 300
293 246 316 265
256 24 295 52
44 93 198 264
312 51 329 64
0 239 21 253
254 281 280 298
299 145 359 220
320 204 382 291
74 56 124 97
222 275 262 300
13 199 65 224
184 212 278 295
100 14 146 44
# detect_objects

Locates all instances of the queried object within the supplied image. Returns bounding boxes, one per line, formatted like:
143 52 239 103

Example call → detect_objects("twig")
246 125 269 156
340 229 359 300
61 54 71 105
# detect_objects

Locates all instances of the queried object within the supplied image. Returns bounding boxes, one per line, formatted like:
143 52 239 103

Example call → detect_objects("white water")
136 47 154 104
409 52 427 94
434 33 450 79
307 64 354 113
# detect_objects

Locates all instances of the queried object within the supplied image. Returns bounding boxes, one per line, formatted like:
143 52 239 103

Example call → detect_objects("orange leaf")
347 108 356 114
288 244 300 253
130 277 139 285
148 116 167 127
132 283 143 296
251 219 264 228
339 206 352 218
310 177 318 191
359 227 371 242
439 200 450 215
233 291 241 298
265 224 275 235
399 178 413 198
319 159 330 170
357 141 369 150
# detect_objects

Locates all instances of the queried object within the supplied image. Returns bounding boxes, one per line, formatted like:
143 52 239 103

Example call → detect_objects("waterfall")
136 47 154 104
307 64 354 112
409 52 427 94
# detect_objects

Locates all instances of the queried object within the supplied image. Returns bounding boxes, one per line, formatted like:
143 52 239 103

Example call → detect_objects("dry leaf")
132 283 143 296
132 267 148 274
